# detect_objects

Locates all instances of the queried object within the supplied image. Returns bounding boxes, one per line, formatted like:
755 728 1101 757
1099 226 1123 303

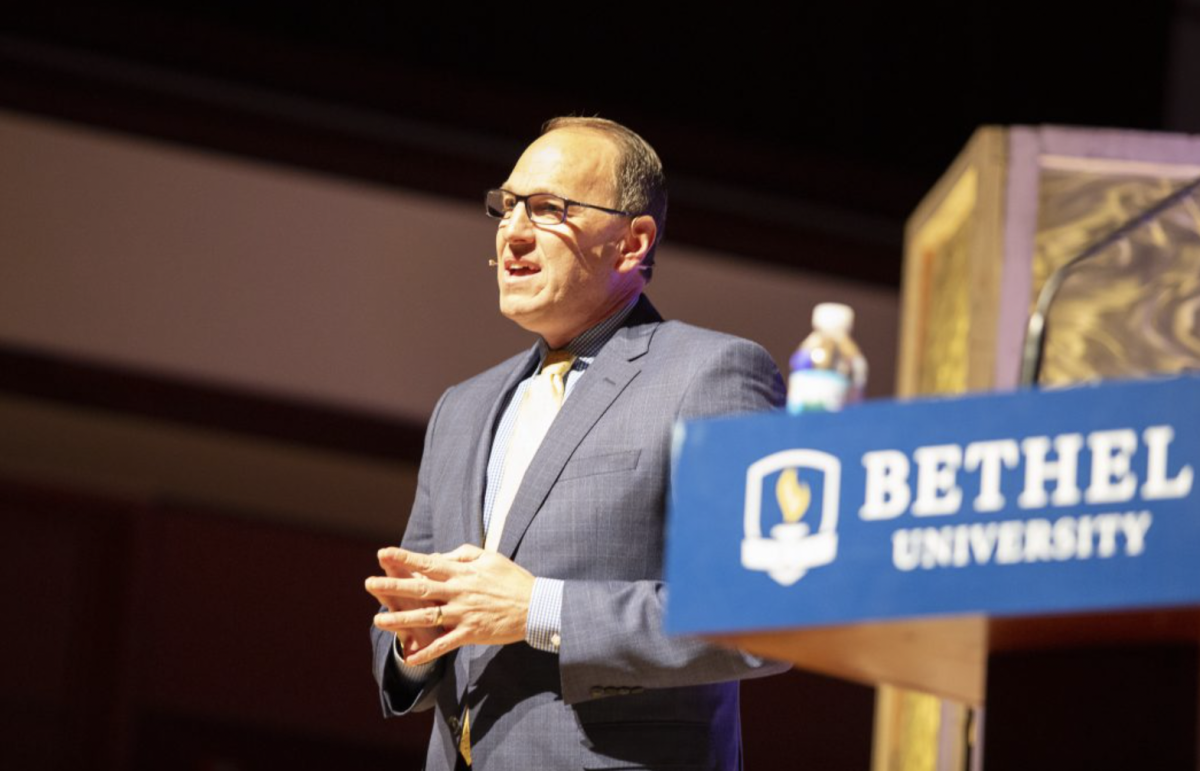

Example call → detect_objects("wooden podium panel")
715 606 1200 707
716 616 987 704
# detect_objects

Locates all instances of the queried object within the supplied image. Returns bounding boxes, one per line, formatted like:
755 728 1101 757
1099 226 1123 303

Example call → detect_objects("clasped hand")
366 544 535 666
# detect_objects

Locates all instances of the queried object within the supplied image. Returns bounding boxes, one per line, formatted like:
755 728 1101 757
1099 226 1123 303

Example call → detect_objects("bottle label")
788 369 851 414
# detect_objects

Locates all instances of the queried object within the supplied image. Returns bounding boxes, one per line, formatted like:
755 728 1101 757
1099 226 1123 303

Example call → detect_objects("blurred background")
0 2 1195 768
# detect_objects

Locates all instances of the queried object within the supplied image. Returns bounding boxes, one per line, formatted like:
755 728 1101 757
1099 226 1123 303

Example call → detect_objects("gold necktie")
484 350 575 552
461 351 574 764
460 710 472 766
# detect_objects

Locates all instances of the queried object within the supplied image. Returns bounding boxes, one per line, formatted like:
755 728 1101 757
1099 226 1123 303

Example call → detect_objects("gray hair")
542 116 667 281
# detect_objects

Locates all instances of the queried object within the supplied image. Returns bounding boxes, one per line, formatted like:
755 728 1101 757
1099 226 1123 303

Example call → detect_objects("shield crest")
742 449 841 586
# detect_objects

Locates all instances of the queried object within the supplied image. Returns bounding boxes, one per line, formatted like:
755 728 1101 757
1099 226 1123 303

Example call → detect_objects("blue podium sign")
664 376 1200 635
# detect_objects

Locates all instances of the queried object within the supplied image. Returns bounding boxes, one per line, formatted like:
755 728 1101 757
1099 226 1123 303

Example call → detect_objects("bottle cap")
812 302 854 333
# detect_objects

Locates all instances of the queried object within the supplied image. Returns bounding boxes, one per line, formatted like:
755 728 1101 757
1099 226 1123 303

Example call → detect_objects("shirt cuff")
391 633 438 683
525 577 564 653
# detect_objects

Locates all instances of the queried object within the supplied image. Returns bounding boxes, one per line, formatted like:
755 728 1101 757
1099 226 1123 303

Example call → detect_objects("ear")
614 215 657 275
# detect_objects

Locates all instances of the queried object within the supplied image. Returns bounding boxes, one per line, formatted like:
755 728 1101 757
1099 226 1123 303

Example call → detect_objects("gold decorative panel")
1033 162 1200 386
908 168 977 396
899 127 1007 397
872 685 972 771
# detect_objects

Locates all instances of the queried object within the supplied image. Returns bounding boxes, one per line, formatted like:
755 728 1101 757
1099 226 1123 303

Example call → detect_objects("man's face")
495 129 642 347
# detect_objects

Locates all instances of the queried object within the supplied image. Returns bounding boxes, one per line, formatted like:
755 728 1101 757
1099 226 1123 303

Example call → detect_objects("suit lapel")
461 345 541 547
495 296 662 559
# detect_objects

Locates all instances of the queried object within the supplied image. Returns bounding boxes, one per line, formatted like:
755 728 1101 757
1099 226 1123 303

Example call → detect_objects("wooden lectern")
668 125 1200 770
902 124 1200 769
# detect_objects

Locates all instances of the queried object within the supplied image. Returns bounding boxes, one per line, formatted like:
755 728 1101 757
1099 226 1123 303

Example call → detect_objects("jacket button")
448 716 460 733
590 686 605 698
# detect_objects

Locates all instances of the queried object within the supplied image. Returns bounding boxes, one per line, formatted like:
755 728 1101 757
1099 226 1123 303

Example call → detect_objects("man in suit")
367 117 788 770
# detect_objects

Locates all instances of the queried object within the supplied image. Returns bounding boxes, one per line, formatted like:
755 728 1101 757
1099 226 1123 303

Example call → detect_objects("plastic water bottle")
787 303 867 414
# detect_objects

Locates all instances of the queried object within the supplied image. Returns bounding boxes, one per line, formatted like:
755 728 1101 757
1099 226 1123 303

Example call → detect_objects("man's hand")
365 547 442 660
367 544 535 666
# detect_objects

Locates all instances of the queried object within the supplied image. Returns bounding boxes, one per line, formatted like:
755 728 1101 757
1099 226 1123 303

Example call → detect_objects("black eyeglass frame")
485 188 634 224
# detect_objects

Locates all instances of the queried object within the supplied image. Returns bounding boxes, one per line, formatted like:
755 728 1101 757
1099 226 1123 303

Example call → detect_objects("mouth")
503 258 541 278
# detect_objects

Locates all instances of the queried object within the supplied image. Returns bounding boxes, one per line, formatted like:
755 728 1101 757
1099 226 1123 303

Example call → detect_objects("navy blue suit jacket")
371 296 789 770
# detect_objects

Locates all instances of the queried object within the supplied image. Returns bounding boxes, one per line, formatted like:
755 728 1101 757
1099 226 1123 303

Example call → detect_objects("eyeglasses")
485 188 633 225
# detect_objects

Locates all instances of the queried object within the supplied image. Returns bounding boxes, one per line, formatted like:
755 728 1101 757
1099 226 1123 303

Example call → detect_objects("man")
367 117 788 770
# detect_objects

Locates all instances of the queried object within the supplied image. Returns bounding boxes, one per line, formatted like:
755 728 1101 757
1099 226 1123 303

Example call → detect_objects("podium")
666 376 1200 769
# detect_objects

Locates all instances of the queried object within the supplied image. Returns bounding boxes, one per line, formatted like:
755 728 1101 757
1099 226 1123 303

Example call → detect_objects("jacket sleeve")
557 337 791 705
370 387 452 716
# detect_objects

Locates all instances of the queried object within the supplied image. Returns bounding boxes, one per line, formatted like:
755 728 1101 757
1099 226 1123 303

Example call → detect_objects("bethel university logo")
741 449 841 585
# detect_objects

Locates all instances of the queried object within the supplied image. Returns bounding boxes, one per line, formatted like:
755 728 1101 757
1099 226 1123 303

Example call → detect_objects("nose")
500 201 536 242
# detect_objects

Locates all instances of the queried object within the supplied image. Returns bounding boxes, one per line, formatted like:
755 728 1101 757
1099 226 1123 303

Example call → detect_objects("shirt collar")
536 295 641 363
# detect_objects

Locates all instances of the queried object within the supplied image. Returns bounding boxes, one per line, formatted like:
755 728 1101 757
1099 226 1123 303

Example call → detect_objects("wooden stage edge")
712 605 1200 705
